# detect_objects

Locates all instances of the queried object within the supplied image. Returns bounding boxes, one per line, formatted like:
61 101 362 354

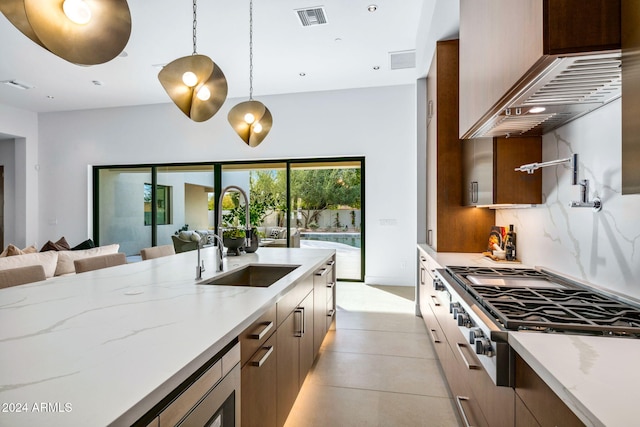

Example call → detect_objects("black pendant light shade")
0 0 131 65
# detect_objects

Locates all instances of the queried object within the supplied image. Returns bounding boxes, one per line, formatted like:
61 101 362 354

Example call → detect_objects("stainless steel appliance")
433 266 640 387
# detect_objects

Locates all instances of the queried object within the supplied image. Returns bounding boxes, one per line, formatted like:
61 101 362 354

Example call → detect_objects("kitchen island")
418 243 640 426
0 247 335 426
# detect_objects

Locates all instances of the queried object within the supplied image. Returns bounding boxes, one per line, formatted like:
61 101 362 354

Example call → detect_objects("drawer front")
241 304 277 367
277 273 313 327
242 334 277 427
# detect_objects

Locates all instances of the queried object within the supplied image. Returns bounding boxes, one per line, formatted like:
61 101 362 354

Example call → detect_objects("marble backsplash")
497 99 640 300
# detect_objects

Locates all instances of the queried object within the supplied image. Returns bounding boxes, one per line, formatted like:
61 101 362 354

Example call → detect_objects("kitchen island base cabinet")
515 354 585 427
276 290 314 427
241 334 277 427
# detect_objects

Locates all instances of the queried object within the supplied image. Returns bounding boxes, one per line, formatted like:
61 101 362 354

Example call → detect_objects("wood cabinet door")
276 310 301 427
515 394 540 427
313 268 329 356
299 291 315 388
242 334 277 427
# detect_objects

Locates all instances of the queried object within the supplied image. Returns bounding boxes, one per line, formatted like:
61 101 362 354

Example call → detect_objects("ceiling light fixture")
158 0 228 122
368 4 378 12
373 66 380 70
1 79 35 90
228 0 273 147
0 0 131 65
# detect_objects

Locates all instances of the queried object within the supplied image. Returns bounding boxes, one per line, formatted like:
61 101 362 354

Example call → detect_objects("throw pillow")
54 244 120 276
40 236 71 252
72 239 96 250
269 228 281 239
5 244 38 256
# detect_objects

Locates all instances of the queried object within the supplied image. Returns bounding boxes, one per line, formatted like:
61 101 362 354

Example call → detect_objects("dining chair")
0 264 47 288
74 253 127 274
140 245 176 261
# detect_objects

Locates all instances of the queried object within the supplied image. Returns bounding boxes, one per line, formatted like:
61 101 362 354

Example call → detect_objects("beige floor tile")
308 350 451 398
321 328 437 360
284 382 460 427
337 310 428 334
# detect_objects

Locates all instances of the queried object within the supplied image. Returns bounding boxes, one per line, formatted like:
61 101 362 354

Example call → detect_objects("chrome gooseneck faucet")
216 185 251 259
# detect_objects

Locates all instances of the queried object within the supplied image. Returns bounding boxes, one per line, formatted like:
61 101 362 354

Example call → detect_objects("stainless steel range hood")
466 51 622 139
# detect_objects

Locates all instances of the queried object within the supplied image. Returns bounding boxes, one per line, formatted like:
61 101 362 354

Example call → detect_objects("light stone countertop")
0 247 335 427
417 243 637 427
509 332 639 427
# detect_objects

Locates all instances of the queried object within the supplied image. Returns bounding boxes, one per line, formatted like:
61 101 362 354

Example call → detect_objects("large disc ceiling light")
0 0 131 65
228 0 272 147
158 0 227 122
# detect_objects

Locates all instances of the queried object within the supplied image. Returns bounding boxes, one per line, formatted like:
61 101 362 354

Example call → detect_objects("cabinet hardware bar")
250 346 274 368
456 342 480 370
249 321 273 340
429 328 441 343
430 295 441 306
455 396 475 427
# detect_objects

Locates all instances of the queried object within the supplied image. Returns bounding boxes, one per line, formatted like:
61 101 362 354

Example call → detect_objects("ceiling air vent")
1 79 35 90
389 50 416 70
296 7 327 27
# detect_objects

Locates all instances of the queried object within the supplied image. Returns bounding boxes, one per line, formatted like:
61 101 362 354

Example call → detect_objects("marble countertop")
417 243 637 426
0 247 334 426
509 332 639 427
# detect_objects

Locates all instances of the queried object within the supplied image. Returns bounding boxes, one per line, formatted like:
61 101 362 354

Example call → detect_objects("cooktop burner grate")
445 266 640 336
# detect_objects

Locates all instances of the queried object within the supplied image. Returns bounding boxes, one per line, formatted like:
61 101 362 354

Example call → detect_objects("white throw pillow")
54 244 120 276
0 251 59 278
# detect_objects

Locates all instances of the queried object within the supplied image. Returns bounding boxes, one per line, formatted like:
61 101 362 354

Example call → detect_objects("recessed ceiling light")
299 72 306 77
334 37 342 42
529 106 546 113
368 4 378 12
373 66 380 70
92 80 104 86
46 95 55 99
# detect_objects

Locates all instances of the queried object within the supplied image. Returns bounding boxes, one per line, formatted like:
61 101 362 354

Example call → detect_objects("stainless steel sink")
200 264 300 287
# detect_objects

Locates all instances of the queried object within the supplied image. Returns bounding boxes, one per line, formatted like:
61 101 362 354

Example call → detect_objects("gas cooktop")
445 266 640 337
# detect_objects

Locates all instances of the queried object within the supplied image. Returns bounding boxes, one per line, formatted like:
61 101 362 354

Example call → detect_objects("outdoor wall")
498 99 640 299
184 183 210 231
34 85 417 285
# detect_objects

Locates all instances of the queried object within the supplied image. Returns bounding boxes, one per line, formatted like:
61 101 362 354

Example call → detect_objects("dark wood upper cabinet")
622 0 640 194
459 0 621 139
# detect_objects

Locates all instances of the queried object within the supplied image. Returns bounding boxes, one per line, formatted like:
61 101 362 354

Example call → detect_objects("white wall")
498 99 640 299
0 139 16 245
0 104 39 247
36 85 417 285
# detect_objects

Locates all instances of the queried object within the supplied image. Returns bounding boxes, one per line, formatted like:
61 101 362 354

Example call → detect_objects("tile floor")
284 282 461 427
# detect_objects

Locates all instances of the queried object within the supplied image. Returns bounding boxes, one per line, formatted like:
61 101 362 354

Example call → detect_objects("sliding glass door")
94 157 364 280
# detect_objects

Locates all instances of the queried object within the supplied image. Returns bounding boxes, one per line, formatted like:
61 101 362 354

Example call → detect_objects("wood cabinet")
241 334 277 427
459 0 621 139
462 136 542 206
276 287 315 427
240 305 277 427
622 0 640 194
426 39 495 252
514 354 585 427
313 258 335 356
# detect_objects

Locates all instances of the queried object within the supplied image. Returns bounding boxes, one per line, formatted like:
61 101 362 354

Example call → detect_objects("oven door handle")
456 342 480 370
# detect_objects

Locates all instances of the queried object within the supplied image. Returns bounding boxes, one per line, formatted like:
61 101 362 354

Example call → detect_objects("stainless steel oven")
133 341 241 427
434 266 640 387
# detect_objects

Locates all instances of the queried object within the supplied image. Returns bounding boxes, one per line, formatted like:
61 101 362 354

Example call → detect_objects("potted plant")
222 228 246 256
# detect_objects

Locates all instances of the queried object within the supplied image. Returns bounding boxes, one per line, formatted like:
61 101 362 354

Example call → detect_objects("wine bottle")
505 224 516 261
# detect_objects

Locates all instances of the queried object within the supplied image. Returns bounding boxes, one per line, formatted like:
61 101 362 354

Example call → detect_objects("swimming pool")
300 232 361 248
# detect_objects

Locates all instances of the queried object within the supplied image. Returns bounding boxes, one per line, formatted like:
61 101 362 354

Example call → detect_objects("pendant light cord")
192 0 198 55
249 0 254 100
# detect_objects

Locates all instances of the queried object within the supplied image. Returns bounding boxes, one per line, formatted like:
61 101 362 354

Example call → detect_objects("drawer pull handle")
250 346 274 367
250 321 273 340
456 342 480 370
326 260 335 267
327 309 335 317
326 282 335 289
430 295 441 306
455 396 474 427
429 328 441 343
294 308 305 337
315 268 329 276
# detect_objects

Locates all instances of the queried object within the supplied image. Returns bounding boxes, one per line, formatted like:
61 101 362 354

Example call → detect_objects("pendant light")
228 0 273 147
158 0 228 122
0 0 131 65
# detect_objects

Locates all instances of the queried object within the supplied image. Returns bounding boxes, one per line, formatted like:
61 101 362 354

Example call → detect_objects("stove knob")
433 278 444 291
453 306 463 320
475 338 494 357
450 302 460 314
469 327 483 344
457 313 471 327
